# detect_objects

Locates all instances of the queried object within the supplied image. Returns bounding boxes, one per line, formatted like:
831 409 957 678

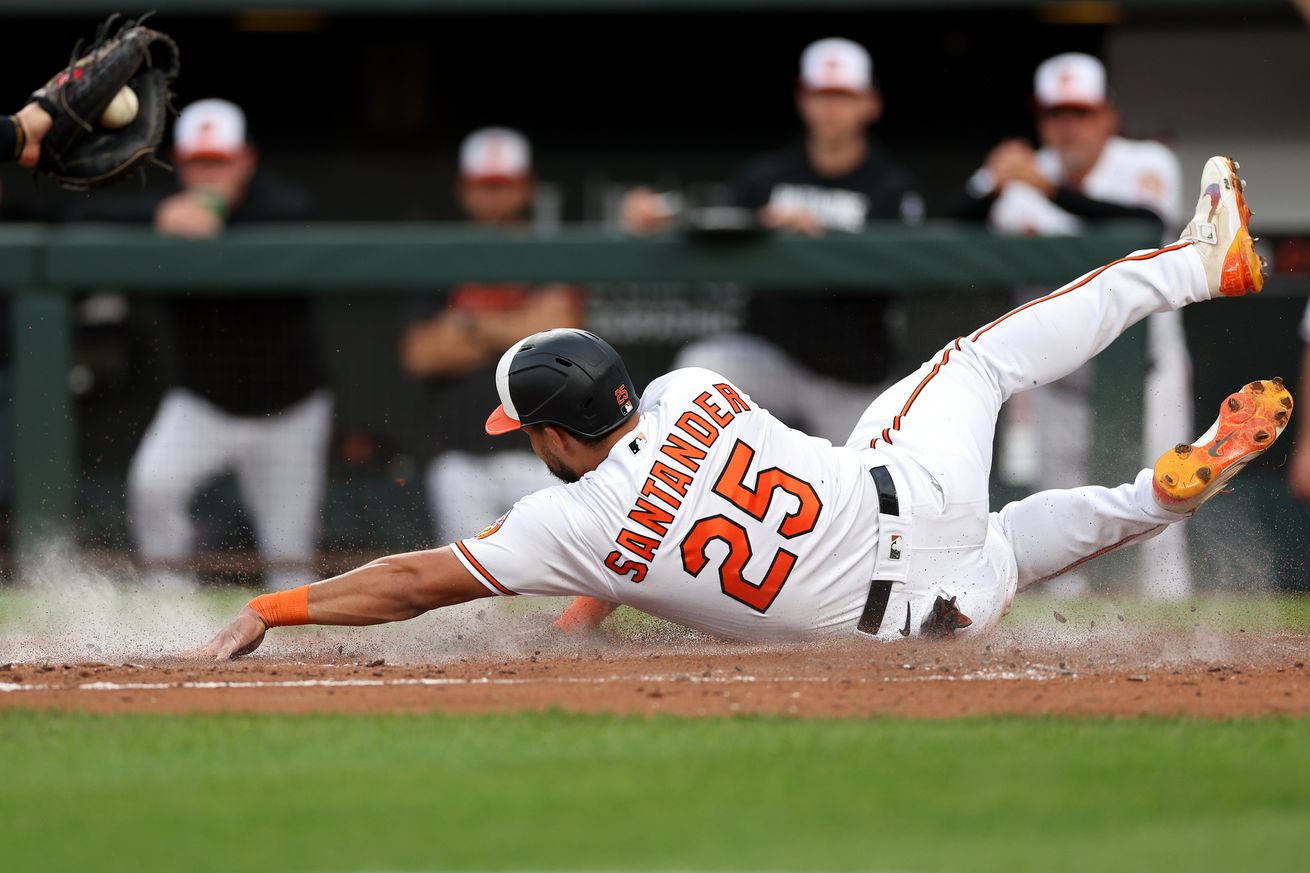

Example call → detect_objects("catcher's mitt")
30 14 179 190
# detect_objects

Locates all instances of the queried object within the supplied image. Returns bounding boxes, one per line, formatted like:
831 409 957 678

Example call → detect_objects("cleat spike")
1273 376 1285 389
1276 410 1289 425
1228 397 1242 412
1249 381 1266 393
1175 443 1193 457
1282 395 1293 410
1162 474 1177 487
1196 467 1212 484
1255 430 1271 443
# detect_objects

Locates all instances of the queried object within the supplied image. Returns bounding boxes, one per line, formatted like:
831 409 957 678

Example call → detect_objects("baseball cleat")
1153 378 1292 514
1180 155 1264 297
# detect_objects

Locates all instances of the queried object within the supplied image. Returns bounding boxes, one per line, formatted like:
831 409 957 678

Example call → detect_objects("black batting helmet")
485 329 638 438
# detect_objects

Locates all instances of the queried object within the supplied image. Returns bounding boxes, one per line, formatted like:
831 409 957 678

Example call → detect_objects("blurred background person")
77 99 331 590
621 37 922 443
962 52 1189 598
1287 302 1310 504
401 127 584 544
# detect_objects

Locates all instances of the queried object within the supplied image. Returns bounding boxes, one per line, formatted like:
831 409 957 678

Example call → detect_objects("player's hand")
983 139 1031 176
986 139 1054 197
1289 447 1310 503
183 606 269 660
554 596 618 635
759 204 824 237
14 102 52 167
154 191 226 239
620 187 677 235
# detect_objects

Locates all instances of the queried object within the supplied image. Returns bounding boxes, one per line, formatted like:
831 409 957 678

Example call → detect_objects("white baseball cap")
800 38 875 94
174 98 247 161
1034 53 1108 110
459 127 532 183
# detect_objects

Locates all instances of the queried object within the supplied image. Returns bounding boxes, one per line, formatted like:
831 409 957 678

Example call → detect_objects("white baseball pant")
1002 307 1195 598
128 388 333 590
846 243 1207 633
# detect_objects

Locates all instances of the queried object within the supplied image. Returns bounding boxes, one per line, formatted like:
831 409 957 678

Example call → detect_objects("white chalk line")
0 667 1063 695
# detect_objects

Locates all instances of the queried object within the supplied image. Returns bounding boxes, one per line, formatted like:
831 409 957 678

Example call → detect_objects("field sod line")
0 667 1061 694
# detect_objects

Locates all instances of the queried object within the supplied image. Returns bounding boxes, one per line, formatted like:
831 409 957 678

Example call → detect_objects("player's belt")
857 465 907 636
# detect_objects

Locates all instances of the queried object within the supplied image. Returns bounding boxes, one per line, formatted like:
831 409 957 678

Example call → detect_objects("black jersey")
70 169 326 416
168 171 324 416
728 140 920 384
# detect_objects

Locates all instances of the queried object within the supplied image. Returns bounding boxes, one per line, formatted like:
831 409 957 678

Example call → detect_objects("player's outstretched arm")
185 547 495 660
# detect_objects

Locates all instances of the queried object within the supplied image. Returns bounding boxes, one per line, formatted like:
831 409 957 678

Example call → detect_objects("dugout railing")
0 221 1160 563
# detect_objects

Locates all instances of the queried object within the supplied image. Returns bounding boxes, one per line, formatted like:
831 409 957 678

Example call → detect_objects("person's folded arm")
1049 187 1165 237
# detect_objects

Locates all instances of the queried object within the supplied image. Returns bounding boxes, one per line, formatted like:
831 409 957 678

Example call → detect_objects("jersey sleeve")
450 487 611 599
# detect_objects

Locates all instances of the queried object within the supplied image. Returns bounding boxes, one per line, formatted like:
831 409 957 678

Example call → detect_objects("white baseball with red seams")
451 238 1216 642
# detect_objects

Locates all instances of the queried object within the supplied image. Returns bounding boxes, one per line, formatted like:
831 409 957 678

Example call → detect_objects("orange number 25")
679 440 822 613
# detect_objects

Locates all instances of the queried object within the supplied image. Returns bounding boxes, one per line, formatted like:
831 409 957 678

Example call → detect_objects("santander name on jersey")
600 378 754 586
452 368 886 641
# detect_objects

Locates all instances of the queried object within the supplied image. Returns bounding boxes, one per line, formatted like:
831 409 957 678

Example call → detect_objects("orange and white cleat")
1153 378 1293 514
1180 155 1264 297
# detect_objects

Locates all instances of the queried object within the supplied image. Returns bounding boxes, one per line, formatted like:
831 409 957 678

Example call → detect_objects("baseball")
100 86 139 129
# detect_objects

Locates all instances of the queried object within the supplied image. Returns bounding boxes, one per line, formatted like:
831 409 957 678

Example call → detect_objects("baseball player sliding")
192 156 1285 657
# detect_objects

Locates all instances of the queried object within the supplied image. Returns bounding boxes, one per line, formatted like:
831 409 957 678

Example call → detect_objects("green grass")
1006 590 1310 633
2 710 1308 873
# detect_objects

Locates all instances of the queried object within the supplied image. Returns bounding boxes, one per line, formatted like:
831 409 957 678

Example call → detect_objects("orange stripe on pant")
1031 524 1165 587
877 243 1192 443
968 242 1193 343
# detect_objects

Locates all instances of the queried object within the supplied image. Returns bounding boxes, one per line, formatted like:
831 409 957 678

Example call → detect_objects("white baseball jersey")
989 135 1182 237
451 368 888 641
450 242 1221 641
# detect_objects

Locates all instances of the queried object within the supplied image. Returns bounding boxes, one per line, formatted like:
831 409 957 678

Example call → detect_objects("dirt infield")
4 630 1308 718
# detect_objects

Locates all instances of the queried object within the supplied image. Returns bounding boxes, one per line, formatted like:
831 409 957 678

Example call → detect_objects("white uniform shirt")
451 368 886 641
988 135 1182 238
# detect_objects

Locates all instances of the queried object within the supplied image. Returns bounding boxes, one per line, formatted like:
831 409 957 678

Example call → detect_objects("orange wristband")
248 586 311 627
554 596 615 634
